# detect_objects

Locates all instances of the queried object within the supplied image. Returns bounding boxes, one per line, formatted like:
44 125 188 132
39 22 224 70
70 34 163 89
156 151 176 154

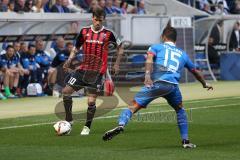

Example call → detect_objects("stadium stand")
0 0 240 100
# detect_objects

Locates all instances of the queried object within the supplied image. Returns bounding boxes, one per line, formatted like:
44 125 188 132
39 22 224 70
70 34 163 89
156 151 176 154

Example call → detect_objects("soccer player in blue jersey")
0 45 22 98
103 26 213 148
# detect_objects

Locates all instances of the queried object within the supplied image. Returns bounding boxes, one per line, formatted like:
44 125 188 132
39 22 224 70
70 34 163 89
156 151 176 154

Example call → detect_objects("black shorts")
66 70 103 94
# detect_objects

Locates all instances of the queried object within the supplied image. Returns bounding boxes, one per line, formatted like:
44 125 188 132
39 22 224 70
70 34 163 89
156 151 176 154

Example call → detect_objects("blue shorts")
134 81 182 110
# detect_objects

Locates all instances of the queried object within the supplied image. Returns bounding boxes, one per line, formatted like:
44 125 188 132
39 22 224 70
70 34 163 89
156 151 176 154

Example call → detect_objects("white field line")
113 96 240 110
0 102 239 130
0 122 54 130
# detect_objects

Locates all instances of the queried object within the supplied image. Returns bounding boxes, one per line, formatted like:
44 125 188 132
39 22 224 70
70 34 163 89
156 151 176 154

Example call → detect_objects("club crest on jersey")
102 33 106 39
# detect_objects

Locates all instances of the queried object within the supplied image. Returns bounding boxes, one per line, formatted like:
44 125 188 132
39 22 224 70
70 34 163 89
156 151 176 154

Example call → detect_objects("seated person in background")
24 0 34 12
61 0 71 12
19 42 28 56
20 44 40 95
130 0 146 14
8 0 15 12
229 21 240 51
98 0 106 11
14 0 25 12
66 0 85 13
13 42 21 58
51 0 69 12
202 1 214 14
32 0 45 13
232 0 240 14
120 0 128 14
136 0 146 14
75 0 89 11
48 42 73 93
0 45 23 98
105 0 117 14
49 36 65 59
0 0 9 12
88 0 98 13
214 1 229 15
208 37 220 68
112 0 123 14
16 42 29 96
35 38 52 86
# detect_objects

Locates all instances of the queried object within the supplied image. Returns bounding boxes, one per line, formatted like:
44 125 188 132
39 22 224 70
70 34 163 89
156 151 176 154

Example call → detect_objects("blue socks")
118 108 133 126
177 108 189 140
118 107 188 140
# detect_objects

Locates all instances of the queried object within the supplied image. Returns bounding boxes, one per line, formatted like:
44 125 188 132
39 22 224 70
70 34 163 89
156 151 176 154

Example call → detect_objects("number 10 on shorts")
68 77 77 85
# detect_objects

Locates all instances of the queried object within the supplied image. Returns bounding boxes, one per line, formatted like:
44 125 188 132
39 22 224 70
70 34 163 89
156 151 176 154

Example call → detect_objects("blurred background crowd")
0 0 239 100
0 0 146 14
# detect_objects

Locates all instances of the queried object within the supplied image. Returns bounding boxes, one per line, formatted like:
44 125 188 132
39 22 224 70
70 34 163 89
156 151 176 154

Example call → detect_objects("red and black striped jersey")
75 25 121 74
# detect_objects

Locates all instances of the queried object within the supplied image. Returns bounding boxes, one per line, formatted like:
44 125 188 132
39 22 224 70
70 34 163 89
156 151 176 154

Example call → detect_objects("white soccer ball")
53 121 72 136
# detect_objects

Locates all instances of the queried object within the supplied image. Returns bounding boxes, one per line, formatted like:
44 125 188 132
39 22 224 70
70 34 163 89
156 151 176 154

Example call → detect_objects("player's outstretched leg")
176 107 196 149
62 85 75 125
102 108 132 141
81 94 97 135
164 86 196 149
81 102 96 135
63 96 73 123
103 84 157 141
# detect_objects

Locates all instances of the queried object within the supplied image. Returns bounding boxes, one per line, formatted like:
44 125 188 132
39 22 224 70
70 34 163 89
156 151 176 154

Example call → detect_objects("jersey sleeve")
147 45 158 56
109 31 122 46
42 54 52 66
15 56 20 64
22 58 30 69
184 53 196 71
75 29 84 49
35 53 42 64
0 57 7 68
51 55 59 68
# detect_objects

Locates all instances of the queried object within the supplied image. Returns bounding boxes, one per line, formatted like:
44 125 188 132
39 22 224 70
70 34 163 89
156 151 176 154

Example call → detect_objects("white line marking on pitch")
0 122 54 130
0 102 239 130
113 96 240 110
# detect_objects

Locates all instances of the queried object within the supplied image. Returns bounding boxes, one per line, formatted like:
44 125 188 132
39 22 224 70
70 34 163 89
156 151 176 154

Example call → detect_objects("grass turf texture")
0 82 240 160
0 97 239 160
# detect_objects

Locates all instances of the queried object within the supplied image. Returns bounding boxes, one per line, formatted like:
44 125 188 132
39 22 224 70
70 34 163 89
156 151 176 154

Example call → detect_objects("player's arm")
190 69 213 90
109 30 124 75
63 30 83 71
17 62 26 76
184 54 213 90
63 47 77 72
144 53 154 87
113 44 124 75
68 46 78 60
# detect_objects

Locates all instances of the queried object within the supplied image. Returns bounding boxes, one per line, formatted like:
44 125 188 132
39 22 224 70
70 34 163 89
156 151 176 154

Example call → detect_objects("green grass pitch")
0 82 240 160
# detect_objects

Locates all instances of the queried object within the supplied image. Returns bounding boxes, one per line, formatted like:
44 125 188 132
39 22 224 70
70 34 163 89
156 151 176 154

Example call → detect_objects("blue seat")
131 54 145 67
195 52 208 70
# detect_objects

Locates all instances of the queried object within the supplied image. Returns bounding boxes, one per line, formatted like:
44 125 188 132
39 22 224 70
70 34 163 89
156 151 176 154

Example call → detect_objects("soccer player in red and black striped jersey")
62 7 123 135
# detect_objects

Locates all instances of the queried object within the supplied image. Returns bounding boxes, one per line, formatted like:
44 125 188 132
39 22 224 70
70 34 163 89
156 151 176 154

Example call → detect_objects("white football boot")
182 140 197 149
80 126 90 135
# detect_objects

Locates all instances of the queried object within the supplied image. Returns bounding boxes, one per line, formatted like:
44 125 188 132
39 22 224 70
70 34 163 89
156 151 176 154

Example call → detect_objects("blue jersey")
21 53 38 71
0 54 19 69
35 50 52 68
147 42 195 84
51 50 69 67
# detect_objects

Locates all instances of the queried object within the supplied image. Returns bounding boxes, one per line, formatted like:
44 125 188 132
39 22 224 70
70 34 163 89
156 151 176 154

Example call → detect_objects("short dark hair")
6 45 14 50
92 7 106 18
162 26 177 42
28 44 36 49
